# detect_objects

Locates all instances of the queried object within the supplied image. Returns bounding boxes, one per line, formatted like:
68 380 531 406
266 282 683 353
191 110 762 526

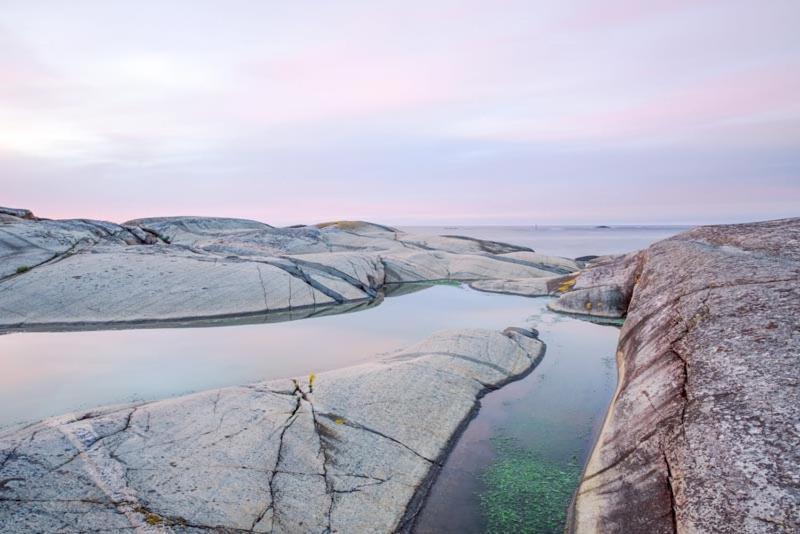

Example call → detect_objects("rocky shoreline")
552 218 799 533
0 207 562 532
0 327 544 532
1 208 797 533
0 208 573 332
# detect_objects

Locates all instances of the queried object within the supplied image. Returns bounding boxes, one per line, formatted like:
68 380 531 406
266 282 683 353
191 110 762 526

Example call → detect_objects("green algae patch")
480 436 582 534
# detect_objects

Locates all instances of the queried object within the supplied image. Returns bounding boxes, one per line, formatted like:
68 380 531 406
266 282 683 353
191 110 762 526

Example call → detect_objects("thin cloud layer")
1 0 798 224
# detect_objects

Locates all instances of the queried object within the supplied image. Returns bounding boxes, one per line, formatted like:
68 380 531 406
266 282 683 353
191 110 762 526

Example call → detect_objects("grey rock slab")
0 207 34 220
0 246 346 329
498 251 579 273
468 277 557 297
0 209 577 331
548 251 643 318
561 218 800 534
314 220 399 235
0 327 545 533
0 217 139 280
380 250 562 283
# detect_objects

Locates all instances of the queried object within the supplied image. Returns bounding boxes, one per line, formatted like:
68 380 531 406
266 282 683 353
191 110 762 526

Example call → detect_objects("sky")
1 0 799 225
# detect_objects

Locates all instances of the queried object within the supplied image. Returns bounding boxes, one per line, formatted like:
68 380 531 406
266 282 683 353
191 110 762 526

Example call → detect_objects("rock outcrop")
0 327 544 533
553 218 800 533
0 208 577 332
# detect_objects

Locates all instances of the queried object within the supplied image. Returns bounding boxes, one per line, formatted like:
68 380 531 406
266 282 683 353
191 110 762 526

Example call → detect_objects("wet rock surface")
0 328 544 533
554 218 800 533
0 209 575 332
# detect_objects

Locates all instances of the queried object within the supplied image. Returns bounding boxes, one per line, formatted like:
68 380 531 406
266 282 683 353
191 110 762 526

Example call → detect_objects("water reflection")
0 296 382 334
1 284 548 428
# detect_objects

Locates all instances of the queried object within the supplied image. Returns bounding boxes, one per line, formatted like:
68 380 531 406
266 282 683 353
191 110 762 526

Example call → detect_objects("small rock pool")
0 283 619 532
413 294 618 533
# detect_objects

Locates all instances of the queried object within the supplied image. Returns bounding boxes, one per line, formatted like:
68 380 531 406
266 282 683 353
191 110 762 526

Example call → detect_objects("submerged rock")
0 327 544 533
0 209 576 331
555 218 800 533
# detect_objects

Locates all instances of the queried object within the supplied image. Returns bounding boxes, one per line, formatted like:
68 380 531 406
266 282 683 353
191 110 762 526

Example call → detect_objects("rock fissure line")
316 413 436 465
255 265 270 312
252 394 302 533
383 351 512 376
309 402 336 534
555 217 799 533
283 256 378 298
0 238 89 284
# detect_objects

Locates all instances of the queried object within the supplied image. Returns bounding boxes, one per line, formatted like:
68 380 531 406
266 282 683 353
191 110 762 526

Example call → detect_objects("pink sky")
1 0 799 224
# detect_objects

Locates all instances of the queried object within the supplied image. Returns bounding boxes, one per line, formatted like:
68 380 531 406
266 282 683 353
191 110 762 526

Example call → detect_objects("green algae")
480 436 582 534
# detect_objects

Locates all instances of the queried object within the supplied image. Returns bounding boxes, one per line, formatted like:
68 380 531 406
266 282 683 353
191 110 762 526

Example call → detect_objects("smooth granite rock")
547 252 643 319
556 218 800 533
0 207 34 220
0 209 576 332
468 277 559 297
0 327 545 533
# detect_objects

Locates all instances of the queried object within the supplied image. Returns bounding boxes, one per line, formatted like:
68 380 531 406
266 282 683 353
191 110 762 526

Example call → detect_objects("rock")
0 207 35 220
313 220 398 234
558 218 800 533
0 209 576 332
432 234 533 254
0 217 154 280
548 252 643 318
469 277 557 297
574 255 599 263
574 255 600 268
0 327 545 533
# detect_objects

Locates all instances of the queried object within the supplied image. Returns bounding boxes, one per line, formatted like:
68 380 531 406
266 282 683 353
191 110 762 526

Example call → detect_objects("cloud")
0 0 798 224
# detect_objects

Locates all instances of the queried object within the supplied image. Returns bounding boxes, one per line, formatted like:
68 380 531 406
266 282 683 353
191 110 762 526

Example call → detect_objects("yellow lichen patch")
334 417 346 425
585 301 593 310
309 372 316 388
557 277 577 293
145 513 164 525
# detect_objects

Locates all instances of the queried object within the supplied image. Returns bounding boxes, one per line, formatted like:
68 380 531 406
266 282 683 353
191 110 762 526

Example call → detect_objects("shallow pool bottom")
413 300 619 534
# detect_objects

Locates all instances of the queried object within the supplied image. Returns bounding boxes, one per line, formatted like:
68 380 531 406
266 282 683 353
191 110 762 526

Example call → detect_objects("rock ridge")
0 327 545 533
0 208 578 332
552 218 799 533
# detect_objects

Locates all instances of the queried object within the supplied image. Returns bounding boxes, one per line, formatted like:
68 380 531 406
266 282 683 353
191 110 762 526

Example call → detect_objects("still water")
2 284 542 428
402 225 690 258
414 298 618 533
0 225 687 532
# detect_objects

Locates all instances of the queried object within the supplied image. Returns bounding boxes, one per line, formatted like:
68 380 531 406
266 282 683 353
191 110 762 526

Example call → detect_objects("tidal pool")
0 284 619 533
0 225 682 530
414 298 619 534
1 284 555 429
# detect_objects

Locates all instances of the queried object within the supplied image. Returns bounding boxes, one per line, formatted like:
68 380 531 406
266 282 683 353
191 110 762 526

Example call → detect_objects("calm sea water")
401 225 690 258
0 225 687 532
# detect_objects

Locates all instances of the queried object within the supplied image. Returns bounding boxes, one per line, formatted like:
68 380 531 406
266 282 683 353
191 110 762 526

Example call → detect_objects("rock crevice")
553 218 800 534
